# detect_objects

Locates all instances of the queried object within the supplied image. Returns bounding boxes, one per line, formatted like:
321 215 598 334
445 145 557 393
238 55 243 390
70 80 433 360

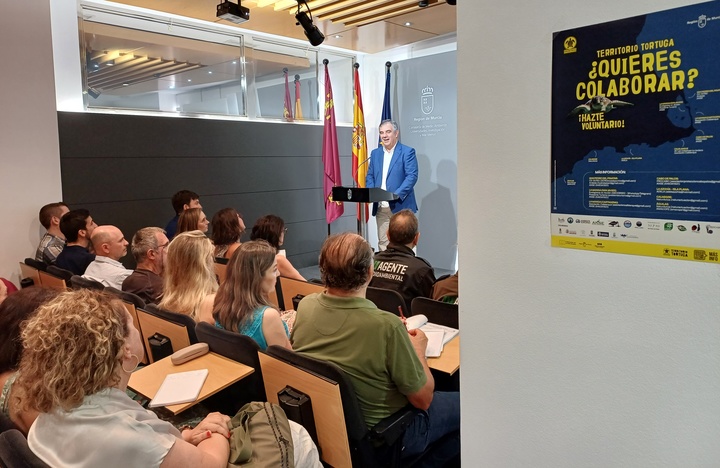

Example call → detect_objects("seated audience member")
165 190 202 240
16 289 231 467
197 240 291 351
0 287 59 433
159 231 218 320
82 225 133 289
211 208 245 260
369 209 436 315
432 271 459 304
34 202 69 264
177 208 209 236
55 209 97 275
250 215 305 281
122 227 169 304
292 233 460 463
0 278 18 304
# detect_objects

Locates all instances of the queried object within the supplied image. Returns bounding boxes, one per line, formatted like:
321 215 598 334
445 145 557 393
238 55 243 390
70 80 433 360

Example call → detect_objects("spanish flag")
352 65 368 221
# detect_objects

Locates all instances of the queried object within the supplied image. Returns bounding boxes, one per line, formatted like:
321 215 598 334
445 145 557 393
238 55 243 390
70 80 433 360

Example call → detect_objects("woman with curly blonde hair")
15 289 231 467
159 230 218 320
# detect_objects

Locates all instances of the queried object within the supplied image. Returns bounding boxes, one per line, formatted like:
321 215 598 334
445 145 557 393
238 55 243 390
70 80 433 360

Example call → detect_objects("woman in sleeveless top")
197 240 291 350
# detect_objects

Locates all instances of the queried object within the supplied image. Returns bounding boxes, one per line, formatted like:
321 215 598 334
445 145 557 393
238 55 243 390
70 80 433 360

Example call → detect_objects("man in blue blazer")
366 120 418 250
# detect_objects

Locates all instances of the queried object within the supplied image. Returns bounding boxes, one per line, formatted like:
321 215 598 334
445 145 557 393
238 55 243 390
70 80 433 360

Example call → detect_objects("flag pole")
283 68 293 122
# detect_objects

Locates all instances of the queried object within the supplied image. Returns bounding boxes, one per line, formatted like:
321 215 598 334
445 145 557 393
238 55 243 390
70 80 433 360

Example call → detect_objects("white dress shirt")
83 256 132 289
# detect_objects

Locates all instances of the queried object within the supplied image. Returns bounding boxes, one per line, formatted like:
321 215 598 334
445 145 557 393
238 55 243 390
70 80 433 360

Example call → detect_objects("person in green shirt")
291 232 459 462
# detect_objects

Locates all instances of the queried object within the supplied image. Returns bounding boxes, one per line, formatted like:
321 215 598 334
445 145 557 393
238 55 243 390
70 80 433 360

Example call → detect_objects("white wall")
458 0 720 466
0 0 63 285
361 35 457 251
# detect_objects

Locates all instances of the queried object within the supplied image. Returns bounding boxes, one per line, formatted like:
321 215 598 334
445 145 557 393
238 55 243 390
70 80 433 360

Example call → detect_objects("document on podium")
149 369 209 407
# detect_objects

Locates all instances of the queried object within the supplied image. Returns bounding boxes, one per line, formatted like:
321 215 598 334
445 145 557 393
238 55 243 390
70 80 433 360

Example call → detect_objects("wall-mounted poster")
551 2 720 263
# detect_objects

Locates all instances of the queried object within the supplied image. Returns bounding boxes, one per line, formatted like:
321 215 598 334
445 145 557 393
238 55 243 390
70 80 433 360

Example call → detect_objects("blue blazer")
365 142 418 216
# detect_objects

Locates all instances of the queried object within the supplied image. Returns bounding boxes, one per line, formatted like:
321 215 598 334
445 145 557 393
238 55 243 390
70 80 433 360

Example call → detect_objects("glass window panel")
80 7 246 116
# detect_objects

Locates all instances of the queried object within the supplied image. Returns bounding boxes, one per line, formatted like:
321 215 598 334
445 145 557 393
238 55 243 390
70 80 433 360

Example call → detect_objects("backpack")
227 401 294 468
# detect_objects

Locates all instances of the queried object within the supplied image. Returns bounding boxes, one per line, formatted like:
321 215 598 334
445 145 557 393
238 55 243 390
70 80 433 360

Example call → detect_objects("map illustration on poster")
551 1 720 263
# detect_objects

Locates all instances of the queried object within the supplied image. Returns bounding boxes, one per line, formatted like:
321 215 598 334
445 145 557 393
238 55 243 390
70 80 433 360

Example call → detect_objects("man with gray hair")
370 209 436 315
82 225 132 289
122 227 169 304
366 120 418 251
292 232 459 465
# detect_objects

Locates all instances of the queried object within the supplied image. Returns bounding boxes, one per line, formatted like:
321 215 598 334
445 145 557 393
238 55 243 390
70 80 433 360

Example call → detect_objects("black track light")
295 1 324 46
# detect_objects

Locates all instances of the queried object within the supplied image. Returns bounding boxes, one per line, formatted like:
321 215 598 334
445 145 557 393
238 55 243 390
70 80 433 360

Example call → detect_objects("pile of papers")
405 314 459 358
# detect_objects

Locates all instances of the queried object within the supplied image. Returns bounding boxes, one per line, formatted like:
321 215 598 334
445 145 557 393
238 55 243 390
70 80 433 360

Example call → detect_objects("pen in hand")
399 306 407 327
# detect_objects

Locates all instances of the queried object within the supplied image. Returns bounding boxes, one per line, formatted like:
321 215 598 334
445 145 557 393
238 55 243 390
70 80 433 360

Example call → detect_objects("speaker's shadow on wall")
416 154 457 271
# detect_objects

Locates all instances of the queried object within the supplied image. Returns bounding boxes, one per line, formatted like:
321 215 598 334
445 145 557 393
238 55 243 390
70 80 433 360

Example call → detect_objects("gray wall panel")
58 112 355 269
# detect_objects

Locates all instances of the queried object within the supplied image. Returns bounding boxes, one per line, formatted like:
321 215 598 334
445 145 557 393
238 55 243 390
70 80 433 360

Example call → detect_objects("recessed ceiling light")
232 61 237 64
405 22 412 26
187 79 192 82
208 71 213 74
334 34 342 39
122 83 129 86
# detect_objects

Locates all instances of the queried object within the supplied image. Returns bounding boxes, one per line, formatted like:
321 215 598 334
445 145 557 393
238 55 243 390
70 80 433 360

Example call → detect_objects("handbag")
227 401 294 468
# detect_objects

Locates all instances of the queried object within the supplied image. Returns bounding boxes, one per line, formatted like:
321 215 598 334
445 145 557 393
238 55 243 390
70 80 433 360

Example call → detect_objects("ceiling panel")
111 0 457 53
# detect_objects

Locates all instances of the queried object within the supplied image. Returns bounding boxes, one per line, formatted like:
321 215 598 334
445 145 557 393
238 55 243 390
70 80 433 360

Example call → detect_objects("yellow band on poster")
551 236 720 263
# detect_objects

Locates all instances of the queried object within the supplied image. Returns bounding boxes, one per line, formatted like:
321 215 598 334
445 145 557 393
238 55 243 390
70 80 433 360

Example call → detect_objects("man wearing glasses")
122 227 169 304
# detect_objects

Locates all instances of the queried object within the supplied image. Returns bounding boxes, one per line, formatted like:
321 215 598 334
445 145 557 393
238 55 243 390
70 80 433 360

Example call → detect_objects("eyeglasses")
154 241 170 253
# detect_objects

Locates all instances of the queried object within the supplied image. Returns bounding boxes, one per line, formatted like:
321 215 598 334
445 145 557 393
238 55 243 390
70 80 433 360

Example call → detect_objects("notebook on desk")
405 314 459 358
149 369 209 407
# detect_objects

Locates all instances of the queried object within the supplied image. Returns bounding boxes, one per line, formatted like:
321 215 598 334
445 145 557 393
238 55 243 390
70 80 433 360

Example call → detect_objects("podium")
331 186 397 204
331 187 397 241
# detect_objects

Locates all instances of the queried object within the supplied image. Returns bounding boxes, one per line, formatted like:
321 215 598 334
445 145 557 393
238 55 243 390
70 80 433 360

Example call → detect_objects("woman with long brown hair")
197 240 290 350
176 208 209 236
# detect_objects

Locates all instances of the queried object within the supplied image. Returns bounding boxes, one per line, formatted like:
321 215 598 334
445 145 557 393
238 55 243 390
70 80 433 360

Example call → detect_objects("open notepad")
405 314 459 358
149 369 209 408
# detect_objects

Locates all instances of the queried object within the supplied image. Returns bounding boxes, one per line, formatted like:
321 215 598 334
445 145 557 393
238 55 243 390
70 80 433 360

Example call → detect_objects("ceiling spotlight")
404 22 412 26
295 1 324 47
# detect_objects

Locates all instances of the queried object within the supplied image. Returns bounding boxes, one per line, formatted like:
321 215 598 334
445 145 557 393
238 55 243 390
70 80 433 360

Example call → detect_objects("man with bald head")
82 225 132 289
